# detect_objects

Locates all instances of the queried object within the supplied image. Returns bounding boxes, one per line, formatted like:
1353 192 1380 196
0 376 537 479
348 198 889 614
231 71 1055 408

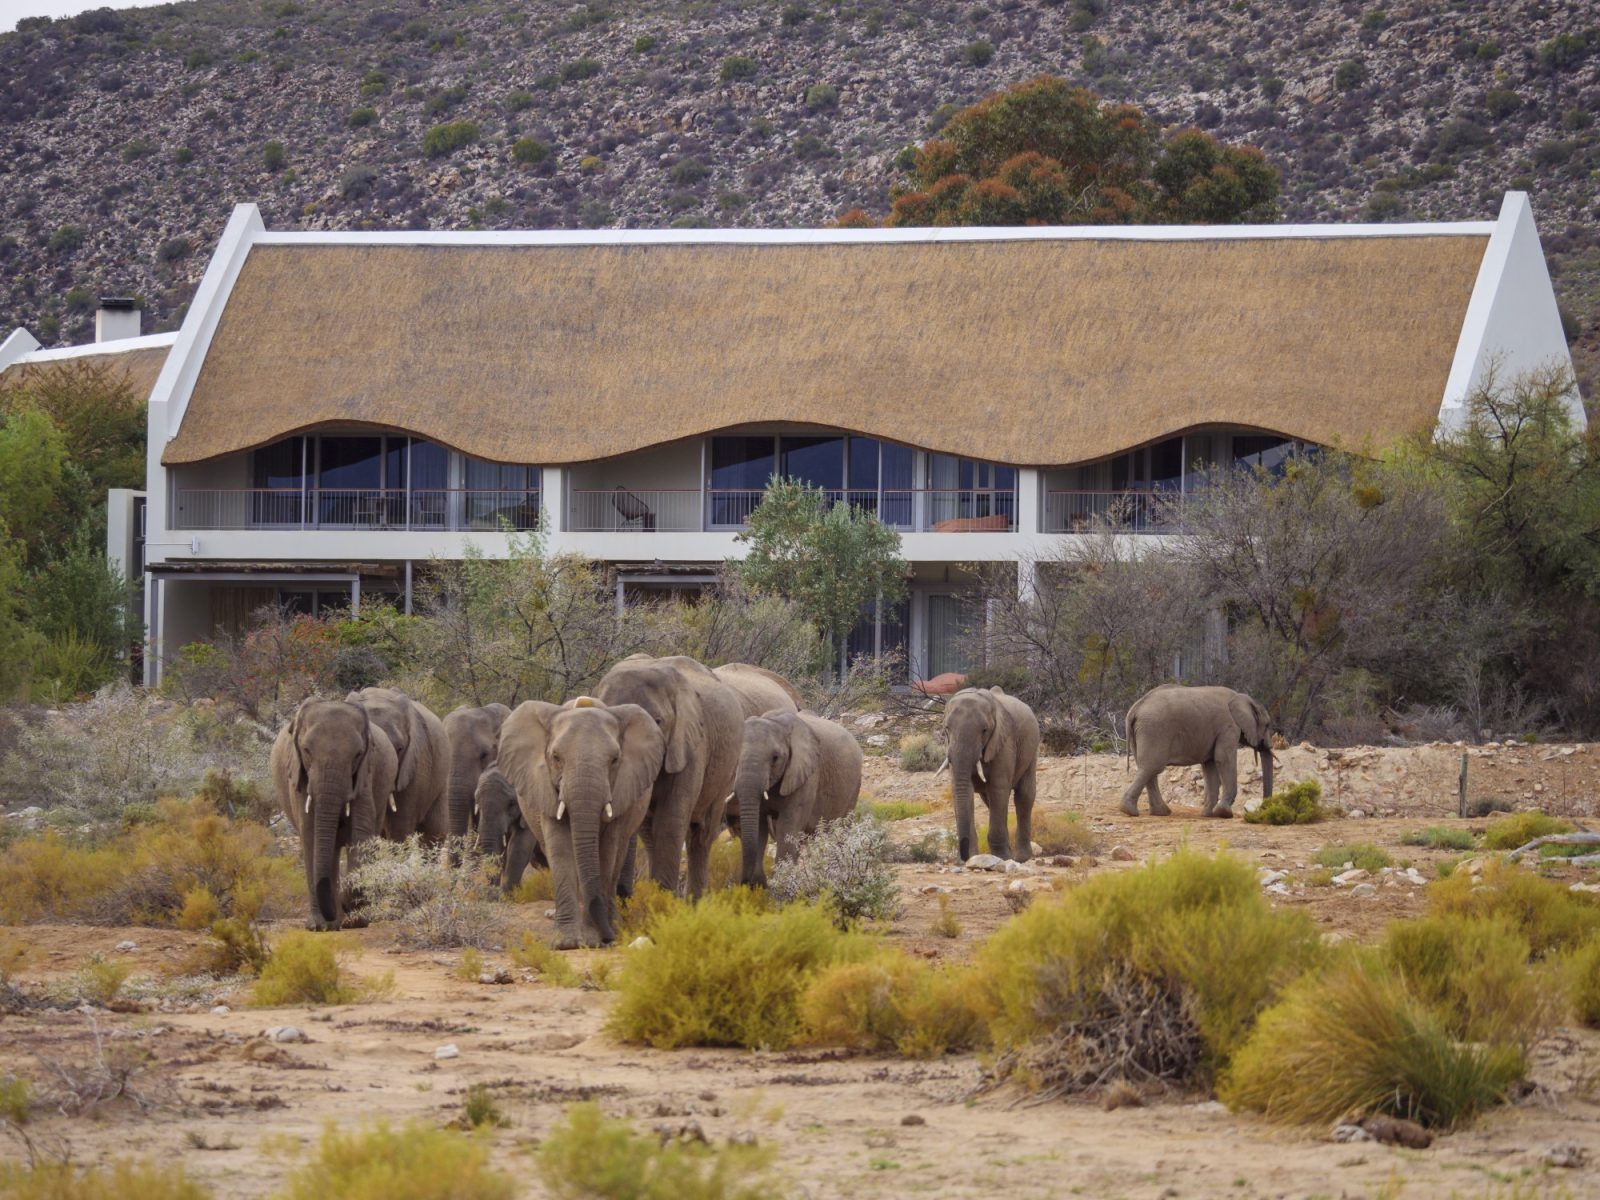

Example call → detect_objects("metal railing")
1042 490 1184 534
170 488 541 531
565 488 1015 532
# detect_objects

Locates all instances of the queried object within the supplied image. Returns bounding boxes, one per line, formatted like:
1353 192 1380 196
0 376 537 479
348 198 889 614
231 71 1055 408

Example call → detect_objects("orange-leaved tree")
842 76 1279 227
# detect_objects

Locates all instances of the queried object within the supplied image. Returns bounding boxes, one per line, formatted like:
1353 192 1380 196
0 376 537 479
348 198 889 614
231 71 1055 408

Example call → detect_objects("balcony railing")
1042 490 1184 534
171 488 541 532
566 488 1016 533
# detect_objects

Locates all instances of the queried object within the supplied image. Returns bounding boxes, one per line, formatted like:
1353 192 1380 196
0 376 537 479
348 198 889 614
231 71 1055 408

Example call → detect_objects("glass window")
710 436 775 490
779 435 844 490
252 437 304 490
465 458 537 490
410 441 449 490
1234 435 1294 473
1149 437 1183 492
318 436 383 490
847 437 880 491
926 594 979 677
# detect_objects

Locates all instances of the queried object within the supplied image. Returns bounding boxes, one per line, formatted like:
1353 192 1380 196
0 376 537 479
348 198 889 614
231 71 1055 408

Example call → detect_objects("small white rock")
1351 883 1378 898
1347 809 1366 819
1259 870 1288 887
266 1025 304 1043
963 854 1004 872
435 1043 460 1060
210 1005 231 1015
628 936 653 950
114 940 138 953
1002 858 1032 874
1332 868 1370 886
1332 1123 1374 1143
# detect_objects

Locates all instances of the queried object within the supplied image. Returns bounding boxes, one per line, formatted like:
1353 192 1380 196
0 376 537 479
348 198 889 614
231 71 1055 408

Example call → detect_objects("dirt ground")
3 741 1599 1198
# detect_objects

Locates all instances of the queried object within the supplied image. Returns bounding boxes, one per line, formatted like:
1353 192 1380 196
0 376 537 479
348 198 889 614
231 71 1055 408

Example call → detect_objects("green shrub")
277 1121 515 1200
1468 795 1513 817
1312 842 1391 872
508 932 580 987
1538 31 1593 72
505 88 535 112
1400 826 1475 851
560 58 602 82
48 224 85 253
805 82 838 110
668 156 709 185
617 878 681 939
184 915 270 977
930 893 961 939
866 799 928 821
1334 58 1368 89
979 849 1322 1082
536 1101 780 1200
1221 958 1526 1128
509 867 554 903
422 121 480 158
512 137 550 165
631 34 657 54
719 55 758 82
348 106 377 128
73 953 130 1005
1242 779 1324 825
0 1159 213 1199
0 1073 28 1127
1485 88 1520 119
1563 937 1600 1026
1031 809 1097 855
608 892 874 1049
800 950 986 1058
252 931 378 1006
1429 861 1600 957
1379 915 1553 1047
1481 811 1574 851
262 140 286 171
963 40 994 67
897 733 941 771
462 1084 506 1130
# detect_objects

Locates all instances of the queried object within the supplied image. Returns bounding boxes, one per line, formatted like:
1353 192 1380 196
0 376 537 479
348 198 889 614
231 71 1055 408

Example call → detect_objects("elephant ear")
497 701 562 826
284 702 309 791
981 691 1012 764
664 677 705 776
611 703 666 813
1228 693 1266 747
779 715 821 796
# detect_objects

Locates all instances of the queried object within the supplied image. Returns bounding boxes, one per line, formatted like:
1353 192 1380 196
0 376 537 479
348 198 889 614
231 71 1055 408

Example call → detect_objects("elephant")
713 662 803 719
443 702 511 840
345 687 451 841
496 697 665 947
271 698 398 931
1119 684 1274 818
595 654 744 898
943 686 1041 863
734 710 863 886
474 764 545 896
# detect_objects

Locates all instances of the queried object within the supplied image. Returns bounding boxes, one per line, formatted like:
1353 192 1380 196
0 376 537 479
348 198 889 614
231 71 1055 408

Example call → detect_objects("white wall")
105 488 143 581
567 439 703 492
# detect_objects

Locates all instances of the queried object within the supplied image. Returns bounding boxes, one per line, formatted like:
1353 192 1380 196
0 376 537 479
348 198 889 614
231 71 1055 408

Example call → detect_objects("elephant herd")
272 661 1276 946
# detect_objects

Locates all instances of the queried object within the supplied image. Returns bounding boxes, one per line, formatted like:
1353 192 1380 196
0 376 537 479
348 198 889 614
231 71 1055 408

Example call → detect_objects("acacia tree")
736 479 907 671
839 76 1278 228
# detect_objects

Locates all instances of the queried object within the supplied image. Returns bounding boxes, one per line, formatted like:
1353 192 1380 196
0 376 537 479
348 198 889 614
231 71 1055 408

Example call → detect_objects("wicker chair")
611 486 656 531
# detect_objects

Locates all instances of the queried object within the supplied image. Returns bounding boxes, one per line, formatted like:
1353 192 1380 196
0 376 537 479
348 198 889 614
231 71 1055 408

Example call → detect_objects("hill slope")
2 0 1597 395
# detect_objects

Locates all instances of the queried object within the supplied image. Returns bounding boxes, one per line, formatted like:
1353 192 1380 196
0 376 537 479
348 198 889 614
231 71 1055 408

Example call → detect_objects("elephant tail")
1124 715 1135 770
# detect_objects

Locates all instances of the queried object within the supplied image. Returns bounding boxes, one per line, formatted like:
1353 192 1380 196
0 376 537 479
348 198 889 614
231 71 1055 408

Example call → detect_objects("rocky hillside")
2 0 1598 395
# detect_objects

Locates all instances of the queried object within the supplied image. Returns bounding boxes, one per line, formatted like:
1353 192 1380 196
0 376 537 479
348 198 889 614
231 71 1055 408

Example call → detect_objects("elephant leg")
648 805 690 896
984 770 1013 859
772 803 808 870
1213 741 1239 818
301 836 331 932
599 824 632 933
615 833 636 900
501 826 538 897
1119 763 1161 816
339 839 369 929
1013 766 1036 861
541 819 583 948
417 790 451 847
684 818 718 899
1201 761 1220 816
1146 773 1171 817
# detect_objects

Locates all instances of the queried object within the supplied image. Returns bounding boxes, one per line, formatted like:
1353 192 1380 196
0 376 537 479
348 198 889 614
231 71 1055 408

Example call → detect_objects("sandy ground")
3 741 1599 1198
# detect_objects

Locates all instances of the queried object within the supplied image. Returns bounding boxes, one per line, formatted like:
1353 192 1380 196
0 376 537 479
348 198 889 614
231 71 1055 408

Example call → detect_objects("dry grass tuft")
347 836 505 949
799 951 987 1059
1031 810 1097 855
897 734 942 772
509 933 580 987
276 1120 515 1200
1428 860 1600 957
509 869 554 903
930 894 962 939
0 1158 212 1199
251 932 388 1007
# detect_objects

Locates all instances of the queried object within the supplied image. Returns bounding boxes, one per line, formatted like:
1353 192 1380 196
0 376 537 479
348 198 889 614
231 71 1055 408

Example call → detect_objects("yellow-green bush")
182 915 270 978
866 799 930 821
537 1101 780 1200
1563 937 1600 1027
1400 826 1475 851
1312 842 1391 872
509 868 554 903
799 950 986 1058
1221 958 1527 1128
72 953 130 1005
252 932 381 1006
1031 809 1097 855
1379 915 1553 1047
1481 811 1574 851
0 1159 212 1199
1429 861 1600 957
616 878 681 940
508 932 580 987
1242 779 1324 825
977 849 1323 1074
607 892 875 1049
176 885 224 931
275 1121 515 1200
898 733 941 772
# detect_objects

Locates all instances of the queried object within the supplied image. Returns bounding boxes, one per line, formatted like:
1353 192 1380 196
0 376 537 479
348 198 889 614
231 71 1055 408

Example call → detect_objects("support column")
1016 467 1041 535
403 560 413 616
542 466 565 542
350 576 361 617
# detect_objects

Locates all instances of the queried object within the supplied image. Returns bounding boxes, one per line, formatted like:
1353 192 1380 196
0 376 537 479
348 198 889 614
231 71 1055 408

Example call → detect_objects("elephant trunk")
570 798 615 945
735 762 768 887
311 783 344 926
445 774 476 841
1260 745 1274 801
950 749 978 863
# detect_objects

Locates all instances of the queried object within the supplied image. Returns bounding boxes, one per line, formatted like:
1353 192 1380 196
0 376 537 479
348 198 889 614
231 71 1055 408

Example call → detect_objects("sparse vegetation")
719 55 757 82
1312 843 1392 873
1031 809 1098 855
769 814 899 924
462 1084 506 1130
251 931 377 1006
866 799 929 821
1429 861 1600 957
422 120 480 158
276 1121 515 1200
512 137 550 165
799 949 986 1058
0 1159 214 1199
508 932 580 987
1243 780 1325 825
897 733 941 771
1401 826 1476 851
347 836 505 949
1481 810 1574 850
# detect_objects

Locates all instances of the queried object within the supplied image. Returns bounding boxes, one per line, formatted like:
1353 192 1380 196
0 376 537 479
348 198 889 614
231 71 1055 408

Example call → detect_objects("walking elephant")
943 686 1040 863
596 654 744 898
734 710 863 886
496 697 665 947
1119 685 1274 818
474 765 544 895
345 687 450 841
443 702 511 839
271 698 398 931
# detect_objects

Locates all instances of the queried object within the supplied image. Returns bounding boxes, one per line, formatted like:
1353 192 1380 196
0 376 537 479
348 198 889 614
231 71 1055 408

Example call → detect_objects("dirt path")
3 743 1599 1198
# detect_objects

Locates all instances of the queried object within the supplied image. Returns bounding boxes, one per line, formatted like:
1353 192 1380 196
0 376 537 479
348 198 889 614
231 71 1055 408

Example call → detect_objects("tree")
862 76 1277 227
735 479 907 669
0 405 69 565
0 525 43 699
0 360 146 495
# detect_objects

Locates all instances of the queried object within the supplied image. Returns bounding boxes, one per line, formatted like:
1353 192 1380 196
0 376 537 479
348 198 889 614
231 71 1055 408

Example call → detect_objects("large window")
463 459 541 530
926 454 1017 530
707 434 916 528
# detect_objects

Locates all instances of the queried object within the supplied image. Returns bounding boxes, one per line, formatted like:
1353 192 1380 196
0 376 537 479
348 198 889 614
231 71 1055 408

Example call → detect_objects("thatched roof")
162 234 1488 468
1 342 171 404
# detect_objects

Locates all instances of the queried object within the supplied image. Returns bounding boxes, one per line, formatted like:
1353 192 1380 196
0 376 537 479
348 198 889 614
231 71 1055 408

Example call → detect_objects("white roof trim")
12 332 178 364
251 219 1495 248
0 327 41 372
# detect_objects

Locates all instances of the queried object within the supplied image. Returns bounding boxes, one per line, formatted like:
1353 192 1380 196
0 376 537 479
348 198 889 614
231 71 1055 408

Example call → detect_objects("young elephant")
734 710 863 886
443 702 511 840
1120 684 1274 818
345 687 451 841
271 698 398 931
943 686 1041 863
474 765 545 896
496 697 665 948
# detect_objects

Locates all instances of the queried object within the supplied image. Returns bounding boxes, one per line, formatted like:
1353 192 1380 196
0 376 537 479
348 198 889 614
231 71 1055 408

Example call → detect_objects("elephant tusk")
934 757 949 777
304 794 311 814
604 803 614 822
556 800 566 821
389 795 397 812
344 800 351 818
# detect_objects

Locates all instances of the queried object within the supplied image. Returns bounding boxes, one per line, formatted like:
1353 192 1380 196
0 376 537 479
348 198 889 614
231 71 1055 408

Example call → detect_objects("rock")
1332 1123 1374 1143
629 936 653 949
655 1119 706 1146
1189 1100 1227 1114
265 1025 304 1043
1259 869 1288 886
1361 1116 1432 1148
963 854 1004 871
1042 854 1076 868
1350 883 1378 898
478 968 513 985
1332 868 1370 885
1002 858 1031 874
1347 809 1366 819
1265 883 1291 896
1110 845 1136 861
114 940 138 953
1545 1142 1587 1168
853 713 886 728
1005 879 1028 893
210 1005 231 1015
900 1114 926 1126
728 1130 759 1147
435 1043 460 1060
1029 841 1042 856
865 734 888 747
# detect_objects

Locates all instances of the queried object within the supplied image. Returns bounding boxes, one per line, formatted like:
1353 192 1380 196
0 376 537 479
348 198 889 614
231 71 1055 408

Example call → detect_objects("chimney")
95 296 142 343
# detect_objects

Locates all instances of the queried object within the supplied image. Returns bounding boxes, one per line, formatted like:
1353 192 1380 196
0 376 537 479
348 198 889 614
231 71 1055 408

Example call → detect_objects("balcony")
170 488 541 531
1042 490 1184 534
565 488 1016 533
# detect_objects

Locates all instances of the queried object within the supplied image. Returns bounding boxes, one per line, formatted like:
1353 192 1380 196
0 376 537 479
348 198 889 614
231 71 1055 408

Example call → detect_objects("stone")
728 1130 758 1147
629 936 653 949
1259 869 1288 887
478 968 513 985
1265 883 1291 896
1189 1100 1227 1114
265 1025 304 1043
1350 883 1378 898
1361 1116 1432 1148
1332 868 1370 885
1347 809 1366 819
963 854 1004 871
1030 841 1042 856
114 940 138 953
435 1043 460 1060
1002 858 1031 874
900 1114 926 1126
865 734 888 747
1332 1123 1374 1144
1545 1142 1587 1168
210 1005 231 1015
1043 854 1077 868
1110 845 1136 861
